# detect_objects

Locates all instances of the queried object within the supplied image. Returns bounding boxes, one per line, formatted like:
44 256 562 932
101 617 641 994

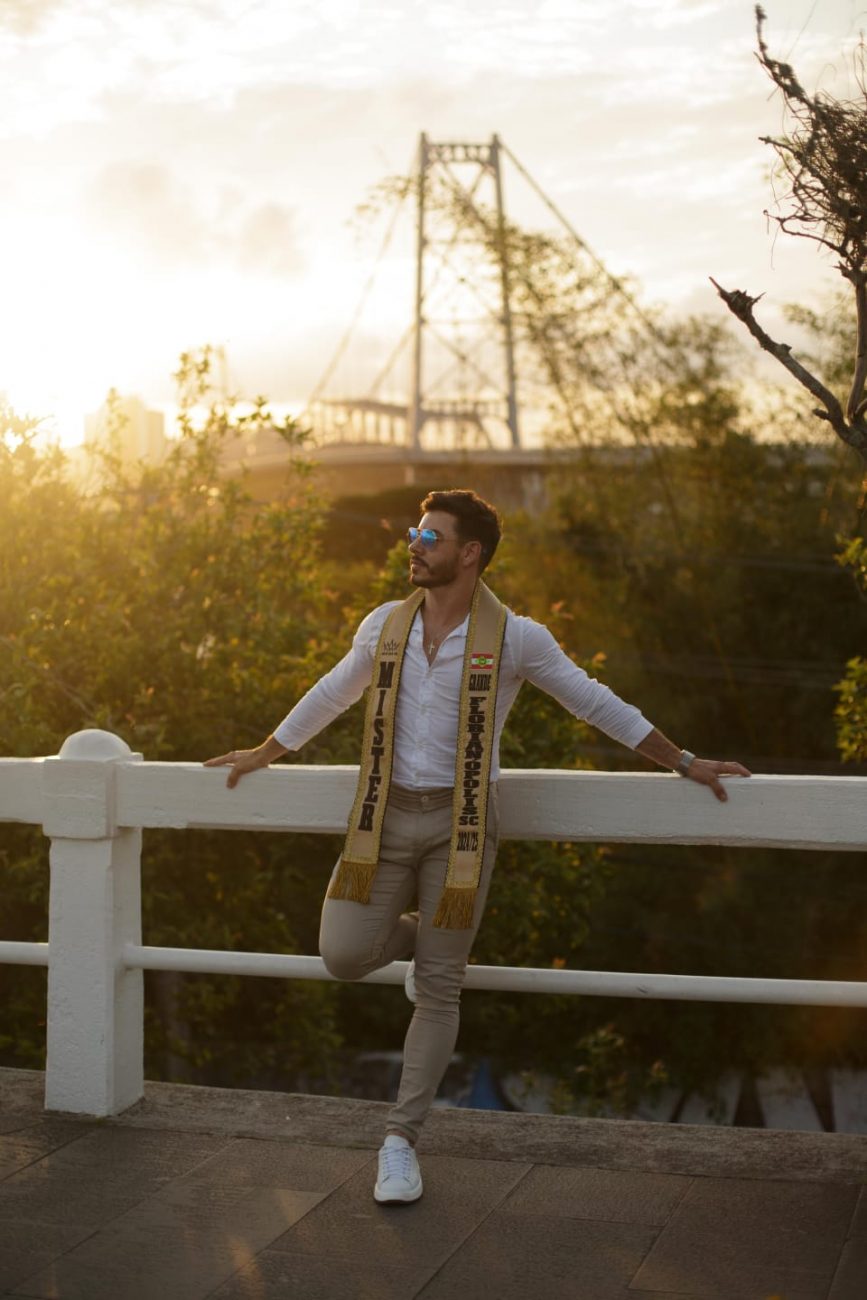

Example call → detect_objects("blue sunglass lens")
408 528 437 547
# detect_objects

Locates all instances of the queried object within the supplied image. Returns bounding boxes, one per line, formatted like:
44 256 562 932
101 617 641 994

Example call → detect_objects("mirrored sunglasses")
407 527 442 548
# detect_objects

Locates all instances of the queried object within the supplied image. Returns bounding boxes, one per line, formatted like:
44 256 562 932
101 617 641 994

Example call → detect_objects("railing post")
42 729 143 1116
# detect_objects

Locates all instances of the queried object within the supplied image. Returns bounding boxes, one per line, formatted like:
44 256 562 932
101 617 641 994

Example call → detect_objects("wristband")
676 749 696 776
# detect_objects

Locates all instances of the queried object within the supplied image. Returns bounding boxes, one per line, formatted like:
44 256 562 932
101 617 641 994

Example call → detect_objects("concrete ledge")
4 1066 867 1184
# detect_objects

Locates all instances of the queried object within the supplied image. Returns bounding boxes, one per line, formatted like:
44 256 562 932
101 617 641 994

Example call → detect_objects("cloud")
0 0 68 36
236 203 304 276
87 161 205 260
627 0 727 31
85 160 304 276
2 0 858 415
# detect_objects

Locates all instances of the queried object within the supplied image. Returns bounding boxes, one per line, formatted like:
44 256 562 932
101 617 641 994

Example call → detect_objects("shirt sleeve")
511 614 654 750
272 603 396 751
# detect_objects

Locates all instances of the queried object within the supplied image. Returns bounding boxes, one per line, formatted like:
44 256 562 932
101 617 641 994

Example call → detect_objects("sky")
1 0 865 444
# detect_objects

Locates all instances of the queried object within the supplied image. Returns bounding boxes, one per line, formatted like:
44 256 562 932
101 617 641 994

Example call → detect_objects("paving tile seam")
496 1208 683 1234
826 1258 849 1300
95 1114 867 1179
159 1133 254 1185
628 1203 715 1290
0 1122 40 1139
614 1213 669 1289
178 1145 379 1221
825 1186 867 1298
663 1172 696 1227
407 1161 539 1300
104 1115 387 1154
179 1130 379 1157
0 1188 179 1296
483 1155 867 1187
195 1236 277 1300
117 1199 331 1300
847 1185 867 1239
0 1139 252 1281
627 1167 866 1191
0 1125 104 1185
194 1247 428 1300
4 1214 120 1295
194 1247 444 1300
627 1213 848 1298
286 1148 379 1212
495 1163 697 1228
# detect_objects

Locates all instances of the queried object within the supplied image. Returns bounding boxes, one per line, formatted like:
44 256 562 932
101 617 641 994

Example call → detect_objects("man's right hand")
204 736 287 788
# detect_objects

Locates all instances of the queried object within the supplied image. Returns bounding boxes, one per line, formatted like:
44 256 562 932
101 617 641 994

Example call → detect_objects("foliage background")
2 311 866 1116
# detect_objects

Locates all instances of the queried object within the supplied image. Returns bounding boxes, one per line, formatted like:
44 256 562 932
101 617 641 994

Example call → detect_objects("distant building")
84 393 166 465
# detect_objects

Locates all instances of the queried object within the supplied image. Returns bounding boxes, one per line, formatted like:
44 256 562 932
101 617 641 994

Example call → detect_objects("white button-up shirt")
273 601 654 788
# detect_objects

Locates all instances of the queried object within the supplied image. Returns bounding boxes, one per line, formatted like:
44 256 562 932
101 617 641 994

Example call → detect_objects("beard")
409 555 459 588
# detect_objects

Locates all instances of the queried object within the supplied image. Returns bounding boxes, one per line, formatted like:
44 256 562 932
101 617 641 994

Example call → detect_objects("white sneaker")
374 1134 423 1204
404 958 417 1005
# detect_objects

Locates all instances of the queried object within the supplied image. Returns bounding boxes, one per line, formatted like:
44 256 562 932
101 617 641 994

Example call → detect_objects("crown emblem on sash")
382 638 401 656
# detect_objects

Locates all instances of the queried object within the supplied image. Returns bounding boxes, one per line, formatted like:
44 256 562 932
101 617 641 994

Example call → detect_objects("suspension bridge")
224 131 660 505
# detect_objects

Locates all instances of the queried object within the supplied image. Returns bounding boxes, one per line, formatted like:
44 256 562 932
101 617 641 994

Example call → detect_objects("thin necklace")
424 614 465 657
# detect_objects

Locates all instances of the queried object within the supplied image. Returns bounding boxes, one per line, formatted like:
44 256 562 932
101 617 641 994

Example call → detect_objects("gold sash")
327 581 507 929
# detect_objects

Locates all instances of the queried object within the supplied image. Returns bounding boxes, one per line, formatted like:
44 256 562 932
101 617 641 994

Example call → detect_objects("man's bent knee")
320 947 370 982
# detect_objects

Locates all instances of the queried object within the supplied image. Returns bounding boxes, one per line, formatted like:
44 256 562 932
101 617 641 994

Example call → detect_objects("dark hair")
420 488 502 573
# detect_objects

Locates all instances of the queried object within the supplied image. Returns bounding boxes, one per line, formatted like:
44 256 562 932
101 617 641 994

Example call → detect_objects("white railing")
1 728 865 1118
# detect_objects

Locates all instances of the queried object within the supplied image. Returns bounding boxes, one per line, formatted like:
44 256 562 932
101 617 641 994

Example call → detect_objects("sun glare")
0 213 154 446
0 172 412 449
2 0 859 453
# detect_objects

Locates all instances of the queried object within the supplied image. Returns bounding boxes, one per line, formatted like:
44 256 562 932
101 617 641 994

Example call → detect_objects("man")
205 488 750 1206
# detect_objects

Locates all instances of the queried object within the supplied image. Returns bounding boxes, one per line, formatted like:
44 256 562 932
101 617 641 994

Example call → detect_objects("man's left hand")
685 758 752 802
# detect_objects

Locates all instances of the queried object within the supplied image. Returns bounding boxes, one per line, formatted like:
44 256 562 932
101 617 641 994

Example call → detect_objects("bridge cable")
500 141 672 352
368 324 414 397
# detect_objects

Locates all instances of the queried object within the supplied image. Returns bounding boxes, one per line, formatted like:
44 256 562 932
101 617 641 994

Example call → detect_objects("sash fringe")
432 885 476 931
326 858 377 904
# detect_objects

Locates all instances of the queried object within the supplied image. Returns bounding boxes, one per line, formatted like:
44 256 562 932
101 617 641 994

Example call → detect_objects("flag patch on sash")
470 653 495 669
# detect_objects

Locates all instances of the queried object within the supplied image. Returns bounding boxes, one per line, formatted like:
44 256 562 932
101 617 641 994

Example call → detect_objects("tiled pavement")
1 1068 866 1299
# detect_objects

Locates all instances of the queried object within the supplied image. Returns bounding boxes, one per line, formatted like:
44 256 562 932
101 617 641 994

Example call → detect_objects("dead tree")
711 5 867 464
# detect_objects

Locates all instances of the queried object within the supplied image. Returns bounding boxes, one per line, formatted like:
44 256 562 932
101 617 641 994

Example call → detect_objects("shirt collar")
410 609 471 642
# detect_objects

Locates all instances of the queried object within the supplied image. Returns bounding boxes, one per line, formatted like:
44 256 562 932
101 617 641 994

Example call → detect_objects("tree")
712 6 867 464
1 356 657 1108
780 295 867 763
0 354 349 1088
5 312 866 1115
835 535 867 762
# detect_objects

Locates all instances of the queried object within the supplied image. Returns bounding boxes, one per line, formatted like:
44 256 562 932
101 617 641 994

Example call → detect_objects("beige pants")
319 782 500 1144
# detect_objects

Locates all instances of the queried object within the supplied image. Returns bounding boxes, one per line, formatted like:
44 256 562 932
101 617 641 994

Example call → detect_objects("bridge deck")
0 1068 864 1299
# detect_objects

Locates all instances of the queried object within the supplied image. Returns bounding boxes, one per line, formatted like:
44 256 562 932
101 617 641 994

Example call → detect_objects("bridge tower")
308 132 523 454
408 132 520 451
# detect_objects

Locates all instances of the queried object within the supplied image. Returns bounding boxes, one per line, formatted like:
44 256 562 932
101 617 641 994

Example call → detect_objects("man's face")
408 511 467 588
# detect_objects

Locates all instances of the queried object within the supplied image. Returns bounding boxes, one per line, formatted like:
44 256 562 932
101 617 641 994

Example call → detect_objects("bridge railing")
1 729 865 1118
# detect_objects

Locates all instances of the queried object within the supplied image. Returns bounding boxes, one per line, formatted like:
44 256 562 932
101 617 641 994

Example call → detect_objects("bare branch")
763 210 846 258
709 10 867 463
849 272 867 422
754 4 867 280
709 276 867 460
